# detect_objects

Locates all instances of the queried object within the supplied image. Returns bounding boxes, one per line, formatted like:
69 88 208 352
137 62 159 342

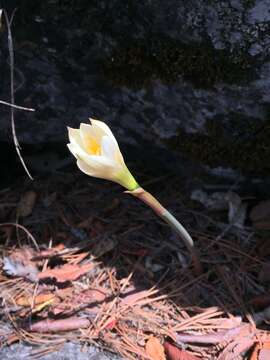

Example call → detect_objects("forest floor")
0 169 269 360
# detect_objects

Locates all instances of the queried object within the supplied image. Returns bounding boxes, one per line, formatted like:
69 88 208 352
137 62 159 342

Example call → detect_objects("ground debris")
145 336 166 360
17 190 37 218
0 173 269 359
29 317 91 333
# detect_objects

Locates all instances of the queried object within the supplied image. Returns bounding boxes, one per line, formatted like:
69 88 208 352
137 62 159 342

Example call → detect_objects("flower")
67 118 139 191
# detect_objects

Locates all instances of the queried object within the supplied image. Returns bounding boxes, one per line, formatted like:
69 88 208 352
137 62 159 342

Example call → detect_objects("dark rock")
0 0 270 174
0 343 122 360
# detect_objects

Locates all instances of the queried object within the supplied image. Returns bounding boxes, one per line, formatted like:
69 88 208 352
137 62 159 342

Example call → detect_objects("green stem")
161 210 194 250
127 187 202 275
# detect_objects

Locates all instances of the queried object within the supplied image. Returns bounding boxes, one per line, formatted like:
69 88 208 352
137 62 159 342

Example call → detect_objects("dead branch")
3 9 33 180
0 100 35 112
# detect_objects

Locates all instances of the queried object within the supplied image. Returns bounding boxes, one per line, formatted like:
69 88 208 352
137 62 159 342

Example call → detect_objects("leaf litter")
0 173 269 359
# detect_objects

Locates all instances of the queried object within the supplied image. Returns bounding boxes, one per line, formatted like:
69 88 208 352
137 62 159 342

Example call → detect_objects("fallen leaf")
145 336 166 360
52 288 107 315
32 298 55 313
164 342 200 360
16 293 55 307
17 190 37 217
38 262 95 282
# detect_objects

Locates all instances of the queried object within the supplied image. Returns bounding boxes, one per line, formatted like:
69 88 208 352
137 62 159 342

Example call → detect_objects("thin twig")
0 222 39 251
4 9 33 180
0 100 35 112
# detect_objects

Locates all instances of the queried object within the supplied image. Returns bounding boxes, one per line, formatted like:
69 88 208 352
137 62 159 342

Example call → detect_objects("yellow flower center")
85 136 101 155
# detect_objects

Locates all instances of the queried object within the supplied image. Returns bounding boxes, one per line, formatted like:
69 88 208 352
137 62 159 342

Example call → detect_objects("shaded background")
0 0 270 184
0 2 270 359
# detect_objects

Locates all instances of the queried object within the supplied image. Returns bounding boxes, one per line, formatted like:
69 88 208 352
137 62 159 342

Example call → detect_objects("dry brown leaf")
38 262 95 282
17 190 37 217
52 288 107 315
164 342 200 360
145 336 166 360
16 293 56 307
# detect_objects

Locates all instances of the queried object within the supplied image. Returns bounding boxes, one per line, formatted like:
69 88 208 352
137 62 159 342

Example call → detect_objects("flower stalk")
127 187 202 275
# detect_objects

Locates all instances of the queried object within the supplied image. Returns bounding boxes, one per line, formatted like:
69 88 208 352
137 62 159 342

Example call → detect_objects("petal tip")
89 118 100 126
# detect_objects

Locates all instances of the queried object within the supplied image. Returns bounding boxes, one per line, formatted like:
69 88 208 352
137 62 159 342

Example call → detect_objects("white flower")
67 118 139 190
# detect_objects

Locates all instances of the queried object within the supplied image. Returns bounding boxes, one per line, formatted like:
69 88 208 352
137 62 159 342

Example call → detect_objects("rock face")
1 0 270 174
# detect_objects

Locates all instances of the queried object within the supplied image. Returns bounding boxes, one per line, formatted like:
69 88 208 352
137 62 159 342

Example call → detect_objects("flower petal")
67 142 88 161
68 137 116 169
84 154 117 170
80 121 111 147
90 118 116 139
90 119 122 151
79 123 101 155
76 158 119 182
67 119 138 189
101 135 116 159
101 135 125 165
67 143 79 159
68 127 84 148
76 159 98 177
80 123 96 138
